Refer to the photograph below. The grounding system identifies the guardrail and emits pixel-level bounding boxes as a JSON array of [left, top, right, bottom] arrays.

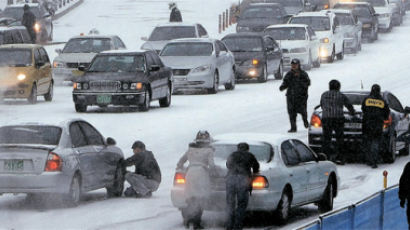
[[297, 185, 408, 230]]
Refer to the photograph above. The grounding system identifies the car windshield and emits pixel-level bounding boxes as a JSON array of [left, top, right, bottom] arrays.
[[344, 93, 368, 105], [63, 38, 112, 53], [161, 42, 213, 56], [3, 7, 41, 20], [363, 0, 386, 7], [334, 5, 372, 17], [88, 55, 145, 72], [265, 0, 302, 7], [265, 27, 306, 40], [0, 126, 62, 146], [0, 49, 32, 67], [213, 142, 272, 163], [241, 6, 282, 18], [290, 16, 331, 31], [336, 13, 355, 25], [222, 37, 263, 52], [149, 26, 196, 41]]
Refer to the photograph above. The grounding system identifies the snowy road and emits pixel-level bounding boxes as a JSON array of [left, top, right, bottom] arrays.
[[1, 0, 410, 229]]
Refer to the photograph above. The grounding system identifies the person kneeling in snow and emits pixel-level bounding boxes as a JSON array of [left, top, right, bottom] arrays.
[[123, 141, 161, 198]]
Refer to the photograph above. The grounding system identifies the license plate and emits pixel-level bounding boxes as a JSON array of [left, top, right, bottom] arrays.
[[4, 160, 24, 172], [345, 123, 362, 129], [97, 95, 112, 104]]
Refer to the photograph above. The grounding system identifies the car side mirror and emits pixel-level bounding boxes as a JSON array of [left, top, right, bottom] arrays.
[[149, 65, 160, 72], [36, 61, 44, 68], [55, 48, 62, 54], [141, 36, 148, 41], [317, 153, 327, 161], [106, 137, 116, 146], [78, 65, 86, 71]]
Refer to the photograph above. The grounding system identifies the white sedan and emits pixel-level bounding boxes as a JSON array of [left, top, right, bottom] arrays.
[[171, 133, 339, 223]]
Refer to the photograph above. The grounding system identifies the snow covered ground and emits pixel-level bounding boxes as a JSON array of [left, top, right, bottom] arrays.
[[1, 0, 410, 229]]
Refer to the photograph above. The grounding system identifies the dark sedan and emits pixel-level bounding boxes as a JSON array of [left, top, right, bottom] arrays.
[[222, 33, 283, 82], [308, 91, 410, 163], [72, 50, 173, 112]]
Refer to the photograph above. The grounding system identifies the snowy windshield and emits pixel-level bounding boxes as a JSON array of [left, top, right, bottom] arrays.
[[63, 38, 112, 53], [334, 5, 372, 17], [335, 14, 355, 25], [160, 42, 213, 56], [290, 16, 331, 31], [363, 0, 386, 7], [222, 37, 263, 52], [3, 7, 41, 20], [0, 49, 32, 67], [265, 27, 306, 40], [263, 0, 302, 7], [0, 126, 62, 146], [88, 55, 145, 72], [241, 6, 282, 18], [213, 143, 272, 162], [149, 26, 196, 41], [344, 93, 367, 105]]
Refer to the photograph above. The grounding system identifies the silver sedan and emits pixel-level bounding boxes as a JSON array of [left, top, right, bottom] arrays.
[[160, 38, 236, 94], [171, 133, 339, 223], [0, 119, 124, 206]]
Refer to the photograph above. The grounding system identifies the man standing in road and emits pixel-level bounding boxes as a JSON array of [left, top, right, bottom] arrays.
[[279, 59, 311, 133], [123, 141, 161, 198], [22, 4, 36, 43], [361, 84, 390, 168], [320, 80, 355, 164], [225, 142, 259, 230], [399, 162, 410, 229], [169, 2, 182, 22]]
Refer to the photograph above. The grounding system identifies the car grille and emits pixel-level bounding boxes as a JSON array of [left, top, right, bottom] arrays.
[[66, 62, 90, 68], [89, 81, 121, 91], [172, 69, 191, 76]]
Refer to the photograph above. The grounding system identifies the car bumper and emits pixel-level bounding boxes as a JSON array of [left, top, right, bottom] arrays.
[[73, 92, 146, 106], [377, 17, 391, 29], [0, 172, 71, 194], [0, 84, 32, 99], [343, 38, 358, 51], [235, 65, 263, 81], [173, 72, 214, 91], [319, 43, 333, 59]]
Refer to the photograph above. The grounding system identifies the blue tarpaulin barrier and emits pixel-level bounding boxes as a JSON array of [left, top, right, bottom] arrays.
[[321, 208, 354, 230], [383, 188, 408, 230], [354, 194, 383, 229]]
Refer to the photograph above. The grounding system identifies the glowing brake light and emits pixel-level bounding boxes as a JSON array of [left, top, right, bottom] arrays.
[[252, 176, 269, 189], [174, 172, 186, 185], [324, 4, 329, 9], [45, 152, 62, 172], [310, 114, 322, 128], [383, 115, 392, 129]]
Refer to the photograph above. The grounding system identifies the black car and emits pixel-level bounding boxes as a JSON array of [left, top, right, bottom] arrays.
[[250, 0, 306, 15], [306, 0, 330, 11], [72, 50, 173, 112], [308, 91, 410, 163], [222, 33, 283, 82], [236, 3, 289, 33], [334, 2, 379, 42]]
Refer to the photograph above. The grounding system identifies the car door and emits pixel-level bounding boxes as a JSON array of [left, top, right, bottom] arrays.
[[33, 48, 47, 93], [307, 26, 320, 61], [152, 52, 169, 97], [333, 16, 343, 53], [264, 36, 281, 74], [216, 40, 230, 83], [388, 93, 410, 149], [145, 52, 162, 99], [38, 47, 52, 91]]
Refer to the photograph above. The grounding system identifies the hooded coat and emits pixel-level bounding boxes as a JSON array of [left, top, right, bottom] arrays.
[[170, 7, 182, 22], [361, 90, 390, 137]]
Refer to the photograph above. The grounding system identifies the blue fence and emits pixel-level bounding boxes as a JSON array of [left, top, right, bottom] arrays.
[[298, 185, 408, 230]]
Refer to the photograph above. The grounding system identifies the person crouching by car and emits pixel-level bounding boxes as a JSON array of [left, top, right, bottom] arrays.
[[176, 131, 215, 230], [123, 141, 161, 198]]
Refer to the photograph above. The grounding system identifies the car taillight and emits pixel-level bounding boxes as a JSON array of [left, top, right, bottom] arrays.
[[45, 152, 62, 172], [383, 115, 392, 129], [310, 114, 322, 128], [174, 172, 186, 186], [252, 176, 269, 189]]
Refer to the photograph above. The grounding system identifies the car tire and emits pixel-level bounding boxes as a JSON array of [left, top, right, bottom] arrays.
[[336, 44, 344, 60], [159, 85, 171, 107], [318, 178, 335, 213], [208, 72, 219, 94], [44, 82, 53, 102], [139, 89, 151, 111], [399, 142, 409, 156], [64, 174, 81, 207], [387, 21, 393, 32], [358, 41, 362, 52], [374, 28, 378, 40], [258, 64, 268, 83], [75, 104, 87, 112], [27, 84, 37, 104], [327, 47, 335, 63], [276, 190, 291, 224], [313, 55, 320, 68], [274, 62, 283, 80], [106, 163, 124, 198], [384, 135, 397, 163], [225, 67, 236, 90]]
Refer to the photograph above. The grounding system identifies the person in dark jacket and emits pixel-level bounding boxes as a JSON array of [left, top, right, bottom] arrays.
[[169, 2, 182, 22], [22, 4, 36, 43], [279, 59, 311, 133], [361, 84, 390, 168], [399, 162, 410, 229], [123, 141, 161, 197], [320, 80, 355, 164], [225, 142, 259, 230]]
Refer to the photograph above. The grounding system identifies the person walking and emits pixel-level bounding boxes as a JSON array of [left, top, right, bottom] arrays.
[[22, 4, 36, 43], [225, 142, 259, 230], [169, 2, 182, 22], [399, 162, 410, 230], [279, 59, 311, 133], [123, 141, 161, 198], [176, 131, 215, 229], [361, 84, 390, 168], [320, 80, 355, 164]]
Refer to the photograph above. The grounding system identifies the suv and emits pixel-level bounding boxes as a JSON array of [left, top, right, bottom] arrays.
[[289, 11, 344, 63], [0, 44, 53, 104], [0, 26, 32, 45], [334, 2, 379, 42], [361, 0, 394, 32], [53, 35, 126, 84]]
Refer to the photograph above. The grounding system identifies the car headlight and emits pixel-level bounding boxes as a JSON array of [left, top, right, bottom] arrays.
[[191, 65, 211, 73], [33, 23, 41, 33], [290, 47, 307, 53], [17, 74, 26, 81], [237, 26, 250, 31], [131, 82, 143, 90], [53, 61, 65, 68], [362, 23, 372, 28], [320, 38, 330, 43], [73, 82, 81, 90]]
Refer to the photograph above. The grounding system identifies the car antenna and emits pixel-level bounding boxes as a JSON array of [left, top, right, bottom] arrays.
[[360, 80, 364, 90]]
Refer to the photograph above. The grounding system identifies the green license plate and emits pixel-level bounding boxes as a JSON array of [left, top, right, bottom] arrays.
[[4, 160, 24, 172], [97, 95, 112, 104]]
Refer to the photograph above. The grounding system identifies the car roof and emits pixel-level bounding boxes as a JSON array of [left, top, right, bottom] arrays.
[[248, 3, 281, 7], [322, 9, 352, 14], [5, 3, 39, 8], [335, 2, 371, 6], [155, 22, 198, 27], [0, 118, 85, 128], [222, 32, 265, 39], [266, 24, 307, 29], [100, 49, 146, 55], [69, 35, 117, 40], [294, 11, 332, 17], [170, 38, 216, 43], [0, 44, 42, 49], [214, 133, 292, 147]]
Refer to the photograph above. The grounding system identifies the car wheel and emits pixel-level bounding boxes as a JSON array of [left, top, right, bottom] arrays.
[[159, 85, 172, 107], [399, 142, 409, 156], [27, 84, 37, 104], [374, 28, 378, 40], [106, 163, 124, 198], [207, 72, 219, 94], [139, 88, 151, 111], [274, 62, 283, 80], [224, 67, 236, 90], [258, 64, 268, 83], [44, 82, 53, 102], [336, 44, 344, 60], [313, 55, 321, 68], [358, 41, 362, 51], [75, 104, 87, 112], [384, 135, 397, 163], [318, 178, 335, 213], [387, 21, 393, 32], [276, 191, 291, 224], [64, 175, 81, 207], [328, 47, 335, 63]]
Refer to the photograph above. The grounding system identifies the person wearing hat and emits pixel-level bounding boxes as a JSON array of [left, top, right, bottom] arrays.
[[176, 130, 215, 229], [361, 84, 390, 168], [123, 141, 161, 197], [22, 4, 36, 43], [279, 58, 311, 133], [169, 2, 182, 22], [225, 142, 259, 230]]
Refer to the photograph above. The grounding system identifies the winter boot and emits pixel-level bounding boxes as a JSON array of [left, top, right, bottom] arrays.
[[124, 187, 137, 197]]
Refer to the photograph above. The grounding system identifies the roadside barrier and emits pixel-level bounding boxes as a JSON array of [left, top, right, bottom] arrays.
[[218, 4, 238, 33], [297, 185, 408, 230]]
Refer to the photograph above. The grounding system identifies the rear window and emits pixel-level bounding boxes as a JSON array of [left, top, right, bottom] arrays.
[[290, 16, 330, 31], [222, 37, 263, 52], [0, 126, 62, 146], [149, 26, 196, 41], [344, 93, 368, 105], [160, 42, 213, 56], [213, 142, 273, 162], [0, 49, 32, 67]]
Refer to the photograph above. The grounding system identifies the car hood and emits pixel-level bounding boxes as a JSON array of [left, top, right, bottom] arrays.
[[238, 18, 282, 28], [277, 40, 308, 50], [231, 52, 265, 63], [141, 41, 169, 52], [0, 66, 35, 86], [54, 53, 97, 63], [160, 56, 213, 69], [374, 6, 392, 14], [80, 72, 146, 82]]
